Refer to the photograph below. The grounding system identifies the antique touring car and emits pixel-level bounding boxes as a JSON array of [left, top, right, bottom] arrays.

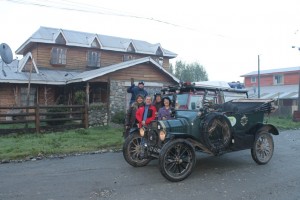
[[123, 83, 278, 182], [161, 81, 248, 110]]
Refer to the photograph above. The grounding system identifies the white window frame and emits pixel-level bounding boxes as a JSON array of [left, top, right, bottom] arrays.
[[251, 76, 256, 83], [20, 87, 37, 106], [273, 74, 284, 85], [87, 51, 101, 67], [51, 47, 67, 65]]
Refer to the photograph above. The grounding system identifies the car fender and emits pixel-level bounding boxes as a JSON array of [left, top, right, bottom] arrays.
[[129, 127, 139, 135], [166, 132, 198, 141], [256, 123, 279, 135]]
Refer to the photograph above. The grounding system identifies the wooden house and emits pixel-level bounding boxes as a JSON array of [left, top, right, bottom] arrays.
[[0, 26, 179, 119], [241, 66, 300, 116]]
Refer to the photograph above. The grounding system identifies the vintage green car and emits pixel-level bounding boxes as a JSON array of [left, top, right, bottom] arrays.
[[123, 98, 279, 182]]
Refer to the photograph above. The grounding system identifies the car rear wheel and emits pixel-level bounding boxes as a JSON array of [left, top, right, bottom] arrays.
[[251, 131, 274, 165], [123, 133, 151, 167], [159, 139, 196, 182]]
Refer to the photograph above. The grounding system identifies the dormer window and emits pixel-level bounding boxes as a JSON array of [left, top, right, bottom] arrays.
[[91, 38, 100, 48], [55, 33, 66, 44], [87, 51, 101, 67], [156, 47, 163, 56], [51, 47, 67, 65], [127, 43, 135, 52]]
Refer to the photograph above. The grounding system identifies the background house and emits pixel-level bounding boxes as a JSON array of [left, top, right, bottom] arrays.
[[241, 66, 300, 116], [0, 26, 179, 121]]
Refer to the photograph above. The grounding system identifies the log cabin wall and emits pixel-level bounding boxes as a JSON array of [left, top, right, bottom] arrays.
[[37, 85, 60, 105], [29, 43, 172, 72], [0, 84, 16, 107], [89, 63, 175, 84]]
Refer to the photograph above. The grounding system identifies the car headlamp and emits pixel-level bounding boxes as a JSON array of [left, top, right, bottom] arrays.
[[159, 129, 166, 141], [139, 127, 145, 137]]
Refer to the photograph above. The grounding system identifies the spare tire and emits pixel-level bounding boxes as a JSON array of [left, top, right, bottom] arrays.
[[201, 113, 232, 153]]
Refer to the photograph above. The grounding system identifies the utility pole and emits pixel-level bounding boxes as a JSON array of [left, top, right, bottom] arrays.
[[291, 46, 300, 121], [298, 70, 300, 111], [258, 55, 261, 98]]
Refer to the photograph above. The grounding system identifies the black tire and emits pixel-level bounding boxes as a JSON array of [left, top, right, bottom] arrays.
[[122, 132, 151, 167], [159, 139, 196, 182], [202, 113, 232, 153], [251, 131, 274, 165]]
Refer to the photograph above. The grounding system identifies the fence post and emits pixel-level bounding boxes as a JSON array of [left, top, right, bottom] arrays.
[[83, 104, 88, 128], [35, 104, 40, 133]]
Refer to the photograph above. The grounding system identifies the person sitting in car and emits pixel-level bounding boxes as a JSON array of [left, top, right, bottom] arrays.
[[136, 95, 157, 127], [158, 97, 174, 120]]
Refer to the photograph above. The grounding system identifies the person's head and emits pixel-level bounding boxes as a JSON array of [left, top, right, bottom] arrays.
[[163, 97, 171, 107], [138, 81, 144, 89], [155, 93, 162, 103], [136, 94, 144, 104], [145, 95, 152, 105]]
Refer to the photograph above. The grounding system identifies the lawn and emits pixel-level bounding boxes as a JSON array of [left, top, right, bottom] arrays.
[[0, 126, 124, 161], [0, 116, 299, 161]]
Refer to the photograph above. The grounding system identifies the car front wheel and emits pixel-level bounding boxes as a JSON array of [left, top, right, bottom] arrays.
[[159, 139, 196, 182], [251, 131, 274, 165], [123, 133, 152, 167]]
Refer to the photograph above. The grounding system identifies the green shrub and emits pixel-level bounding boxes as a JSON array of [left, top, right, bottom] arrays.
[[74, 90, 86, 105], [89, 103, 106, 111], [111, 111, 126, 124]]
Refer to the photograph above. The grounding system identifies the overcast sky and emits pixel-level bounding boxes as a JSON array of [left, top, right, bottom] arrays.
[[1, 0, 300, 82]]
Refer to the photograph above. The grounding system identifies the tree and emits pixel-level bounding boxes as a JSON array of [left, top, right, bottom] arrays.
[[174, 60, 208, 82]]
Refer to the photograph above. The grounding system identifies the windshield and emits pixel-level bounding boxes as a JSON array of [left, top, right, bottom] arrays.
[[223, 91, 247, 102], [188, 95, 203, 110], [175, 94, 189, 109]]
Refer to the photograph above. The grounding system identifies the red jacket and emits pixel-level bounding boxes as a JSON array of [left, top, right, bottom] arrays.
[[136, 104, 157, 128]]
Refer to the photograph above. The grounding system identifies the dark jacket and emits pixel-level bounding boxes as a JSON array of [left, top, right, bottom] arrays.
[[127, 84, 148, 105], [125, 102, 144, 128], [153, 101, 163, 112]]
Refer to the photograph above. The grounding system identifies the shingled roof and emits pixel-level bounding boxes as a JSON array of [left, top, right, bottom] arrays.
[[0, 56, 179, 85], [15, 26, 177, 58]]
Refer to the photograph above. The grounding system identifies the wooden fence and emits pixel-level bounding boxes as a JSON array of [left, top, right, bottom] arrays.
[[0, 104, 88, 135]]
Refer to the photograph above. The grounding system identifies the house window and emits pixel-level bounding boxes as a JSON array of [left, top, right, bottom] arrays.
[[123, 55, 134, 61], [274, 74, 284, 85], [51, 47, 67, 65], [87, 51, 100, 67], [20, 87, 37, 106], [155, 57, 164, 66], [251, 76, 256, 83]]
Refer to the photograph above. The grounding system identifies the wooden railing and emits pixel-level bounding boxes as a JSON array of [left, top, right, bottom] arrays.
[[0, 104, 88, 135]]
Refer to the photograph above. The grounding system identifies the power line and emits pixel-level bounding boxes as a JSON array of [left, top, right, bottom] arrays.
[[5, 0, 225, 37]]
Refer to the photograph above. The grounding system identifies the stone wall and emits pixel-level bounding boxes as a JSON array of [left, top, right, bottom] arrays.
[[109, 80, 127, 116], [107, 80, 173, 124], [88, 103, 108, 127]]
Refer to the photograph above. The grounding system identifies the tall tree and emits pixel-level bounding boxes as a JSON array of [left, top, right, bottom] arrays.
[[174, 60, 208, 82]]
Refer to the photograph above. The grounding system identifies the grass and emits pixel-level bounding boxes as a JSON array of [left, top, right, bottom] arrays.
[[267, 115, 300, 130], [0, 116, 299, 161], [0, 126, 124, 161]]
